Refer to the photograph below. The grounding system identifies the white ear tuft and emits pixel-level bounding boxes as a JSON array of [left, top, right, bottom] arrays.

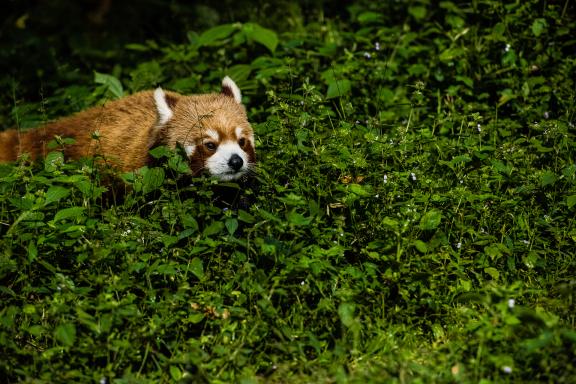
[[154, 87, 173, 125], [222, 76, 242, 104]]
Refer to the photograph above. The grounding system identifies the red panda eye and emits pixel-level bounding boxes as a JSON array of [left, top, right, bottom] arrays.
[[205, 142, 217, 151], [238, 138, 246, 147]]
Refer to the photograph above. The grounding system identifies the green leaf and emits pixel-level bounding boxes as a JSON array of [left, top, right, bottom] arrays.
[[381, 217, 399, 231], [53, 207, 85, 223], [197, 24, 237, 46], [439, 47, 465, 62], [484, 267, 500, 280], [189, 257, 204, 280], [27, 242, 38, 261], [181, 214, 199, 231], [225, 218, 239, 235], [44, 151, 64, 173], [44, 186, 70, 206], [170, 366, 182, 381], [484, 244, 503, 260], [327, 79, 351, 99], [349, 183, 371, 197], [178, 228, 195, 240], [540, 171, 557, 187], [227, 64, 253, 82], [125, 43, 151, 51], [61, 225, 85, 234], [54, 323, 76, 347], [287, 210, 311, 226], [357, 11, 382, 24], [408, 6, 427, 20], [94, 72, 124, 99], [168, 155, 190, 174], [419, 210, 442, 230], [155, 263, 177, 275], [203, 221, 224, 237], [129, 61, 164, 90], [338, 303, 356, 328], [414, 240, 428, 253], [567, 195, 576, 209], [243, 23, 278, 53], [142, 167, 165, 194], [238, 209, 255, 223], [148, 146, 172, 159], [531, 18, 547, 37]]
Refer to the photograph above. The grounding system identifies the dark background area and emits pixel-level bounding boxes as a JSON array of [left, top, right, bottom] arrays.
[[0, 0, 352, 99]]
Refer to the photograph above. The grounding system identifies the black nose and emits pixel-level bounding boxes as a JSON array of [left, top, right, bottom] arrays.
[[228, 154, 244, 171]]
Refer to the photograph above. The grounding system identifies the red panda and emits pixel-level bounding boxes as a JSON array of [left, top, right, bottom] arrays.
[[0, 77, 256, 181]]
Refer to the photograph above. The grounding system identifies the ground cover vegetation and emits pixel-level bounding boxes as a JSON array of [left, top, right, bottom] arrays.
[[0, 0, 575, 382]]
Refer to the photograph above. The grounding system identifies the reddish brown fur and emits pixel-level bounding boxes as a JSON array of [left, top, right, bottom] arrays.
[[160, 93, 256, 174], [0, 88, 255, 175]]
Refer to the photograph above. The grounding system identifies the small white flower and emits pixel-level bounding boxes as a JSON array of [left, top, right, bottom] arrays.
[[356, 120, 360, 124], [543, 111, 550, 119], [383, 174, 388, 183], [410, 172, 416, 181], [300, 100, 304, 106], [508, 299, 515, 309], [375, 42, 381, 51], [456, 242, 462, 249], [300, 281, 305, 286], [502, 366, 512, 374], [375, 194, 379, 198], [477, 123, 482, 132], [460, 179, 463, 184], [521, 240, 530, 245], [505, 43, 511, 52], [100, 378, 107, 384], [363, 52, 372, 59]]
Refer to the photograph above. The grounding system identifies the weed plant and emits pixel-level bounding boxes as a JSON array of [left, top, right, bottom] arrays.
[[1, 1, 575, 383]]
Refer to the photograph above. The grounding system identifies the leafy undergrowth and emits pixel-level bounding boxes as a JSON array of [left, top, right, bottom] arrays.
[[1, 1, 575, 383]]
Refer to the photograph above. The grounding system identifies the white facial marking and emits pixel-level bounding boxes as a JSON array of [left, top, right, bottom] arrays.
[[206, 141, 248, 181], [153, 87, 173, 125], [222, 76, 242, 104], [184, 145, 196, 156], [236, 126, 254, 146], [204, 128, 220, 142]]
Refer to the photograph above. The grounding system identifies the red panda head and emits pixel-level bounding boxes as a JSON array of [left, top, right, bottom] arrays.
[[152, 77, 256, 181]]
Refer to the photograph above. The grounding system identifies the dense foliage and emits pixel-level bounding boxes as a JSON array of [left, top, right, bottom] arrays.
[[1, 1, 575, 382]]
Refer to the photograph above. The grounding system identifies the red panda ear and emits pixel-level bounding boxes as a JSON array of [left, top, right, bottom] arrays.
[[221, 76, 242, 104], [154, 87, 177, 125]]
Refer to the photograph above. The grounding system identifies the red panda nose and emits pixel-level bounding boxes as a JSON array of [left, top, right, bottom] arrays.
[[228, 154, 244, 171]]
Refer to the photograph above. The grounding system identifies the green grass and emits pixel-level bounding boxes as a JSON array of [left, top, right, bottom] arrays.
[[1, 1, 575, 383]]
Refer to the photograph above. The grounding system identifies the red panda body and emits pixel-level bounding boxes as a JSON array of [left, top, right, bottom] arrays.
[[0, 77, 255, 181]]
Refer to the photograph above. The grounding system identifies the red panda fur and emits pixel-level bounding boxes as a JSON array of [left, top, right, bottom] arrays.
[[0, 77, 256, 180]]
